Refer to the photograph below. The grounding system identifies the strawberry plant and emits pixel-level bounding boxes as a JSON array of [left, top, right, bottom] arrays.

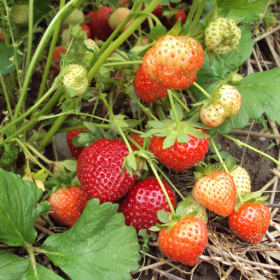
[[0, 0, 280, 279]]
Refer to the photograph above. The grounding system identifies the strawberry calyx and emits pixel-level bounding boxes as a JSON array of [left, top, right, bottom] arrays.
[[141, 106, 209, 149], [235, 191, 269, 212], [149, 205, 198, 233], [193, 163, 220, 181]]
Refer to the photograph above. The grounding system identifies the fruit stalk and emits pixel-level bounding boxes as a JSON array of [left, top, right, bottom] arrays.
[[224, 135, 280, 167], [171, 91, 190, 112], [192, 82, 211, 99], [102, 60, 142, 67], [167, 89, 180, 130], [210, 137, 229, 173]]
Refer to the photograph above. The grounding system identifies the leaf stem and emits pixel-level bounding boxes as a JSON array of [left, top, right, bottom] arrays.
[[24, 142, 53, 165], [192, 82, 211, 99], [223, 135, 280, 167], [24, 245, 37, 276], [210, 137, 229, 173], [167, 89, 180, 130]]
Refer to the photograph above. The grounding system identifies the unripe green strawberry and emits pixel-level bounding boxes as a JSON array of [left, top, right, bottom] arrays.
[[10, 4, 29, 27], [109, 8, 133, 32], [84, 39, 99, 53], [205, 18, 241, 54], [62, 28, 70, 47], [199, 85, 241, 127], [62, 64, 88, 96], [230, 166, 251, 196], [178, 199, 208, 225], [63, 9, 84, 26]]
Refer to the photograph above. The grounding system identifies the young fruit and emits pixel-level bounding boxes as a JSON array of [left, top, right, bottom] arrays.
[[76, 138, 138, 204], [205, 18, 241, 54], [118, 177, 177, 232], [149, 130, 209, 172], [84, 39, 99, 52], [62, 64, 88, 95], [142, 35, 204, 90], [158, 216, 207, 265], [109, 8, 133, 32], [66, 128, 88, 160], [193, 171, 236, 217], [130, 132, 145, 148], [48, 186, 89, 227], [63, 9, 84, 26], [230, 166, 251, 196], [135, 65, 168, 103], [228, 202, 270, 244], [86, 7, 113, 41], [52, 46, 66, 73], [178, 196, 208, 224], [11, 4, 29, 27], [199, 85, 242, 127]]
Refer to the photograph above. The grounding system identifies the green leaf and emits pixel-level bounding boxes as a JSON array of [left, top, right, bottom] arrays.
[[170, 103, 183, 122], [0, 168, 42, 246], [41, 199, 140, 280], [105, 129, 116, 140], [130, 45, 149, 54], [0, 43, 22, 76], [148, 120, 169, 129], [167, 18, 181, 36], [36, 201, 50, 219], [84, 122, 97, 133], [178, 20, 191, 36], [150, 24, 167, 41], [157, 210, 169, 224], [65, 88, 78, 98], [217, 0, 267, 23], [162, 132, 178, 149], [60, 159, 77, 172]]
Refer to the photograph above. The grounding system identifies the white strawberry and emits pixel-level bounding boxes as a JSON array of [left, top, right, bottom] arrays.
[[205, 18, 241, 54], [109, 8, 133, 32], [178, 197, 208, 225], [230, 166, 251, 196], [199, 85, 241, 127], [11, 4, 29, 27], [63, 9, 84, 26], [62, 64, 88, 96], [84, 39, 99, 53]]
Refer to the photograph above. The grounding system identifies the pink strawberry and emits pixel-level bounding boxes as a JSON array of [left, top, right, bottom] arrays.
[[76, 138, 137, 203], [48, 185, 89, 227], [118, 177, 177, 232]]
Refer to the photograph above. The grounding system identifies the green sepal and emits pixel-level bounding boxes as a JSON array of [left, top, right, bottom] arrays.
[[148, 226, 161, 232], [184, 206, 198, 218], [235, 191, 269, 212], [167, 18, 181, 36], [179, 20, 191, 36], [150, 24, 167, 41], [175, 205, 185, 217], [157, 210, 170, 224], [170, 103, 183, 122], [162, 131, 178, 149], [207, 49, 216, 67]]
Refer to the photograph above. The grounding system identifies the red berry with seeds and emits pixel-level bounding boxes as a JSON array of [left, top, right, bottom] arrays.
[[66, 128, 88, 160], [131, 132, 145, 148], [228, 202, 270, 244], [142, 35, 204, 89], [77, 138, 137, 204], [48, 186, 89, 227], [118, 177, 177, 233], [135, 65, 168, 103]]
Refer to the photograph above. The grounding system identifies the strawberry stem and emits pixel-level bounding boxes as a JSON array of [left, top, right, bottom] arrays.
[[236, 189, 243, 204], [192, 82, 211, 99], [167, 89, 180, 130], [210, 137, 229, 173], [24, 142, 53, 165], [223, 135, 280, 167], [131, 11, 162, 26], [171, 91, 190, 112], [102, 61, 142, 67]]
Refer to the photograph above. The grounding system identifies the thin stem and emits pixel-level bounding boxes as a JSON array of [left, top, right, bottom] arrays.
[[167, 89, 180, 130], [192, 82, 211, 99], [0, 83, 57, 134], [31, 0, 66, 118], [236, 189, 243, 204], [0, 75, 13, 119], [109, 93, 113, 122], [10, 139, 57, 180], [24, 142, 53, 165], [25, 0, 34, 70], [156, 104, 165, 120], [24, 245, 37, 273], [102, 61, 142, 67], [210, 137, 229, 173], [132, 11, 162, 25], [90, 95, 100, 122], [171, 91, 190, 112], [189, 0, 207, 35], [223, 135, 280, 167], [126, 91, 158, 121], [57, 123, 111, 133], [37, 101, 76, 152], [149, 163, 175, 214], [186, 0, 200, 23]]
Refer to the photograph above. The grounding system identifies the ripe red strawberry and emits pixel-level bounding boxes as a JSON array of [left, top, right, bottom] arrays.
[[130, 132, 145, 148], [51, 46, 66, 73], [193, 171, 236, 217], [168, 9, 186, 26], [199, 85, 242, 127], [82, 24, 91, 38], [48, 186, 89, 227], [109, 8, 133, 32], [228, 202, 270, 244], [142, 35, 204, 89], [152, 5, 164, 18], [149, 130, 209, 172], [66, 128, 88, 160], [86, 7, 113, 41], [77, 138, 137, 203], [158, 216, 207, 265], [118, 177, 177, 232], [135, 65, 168, 103]]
